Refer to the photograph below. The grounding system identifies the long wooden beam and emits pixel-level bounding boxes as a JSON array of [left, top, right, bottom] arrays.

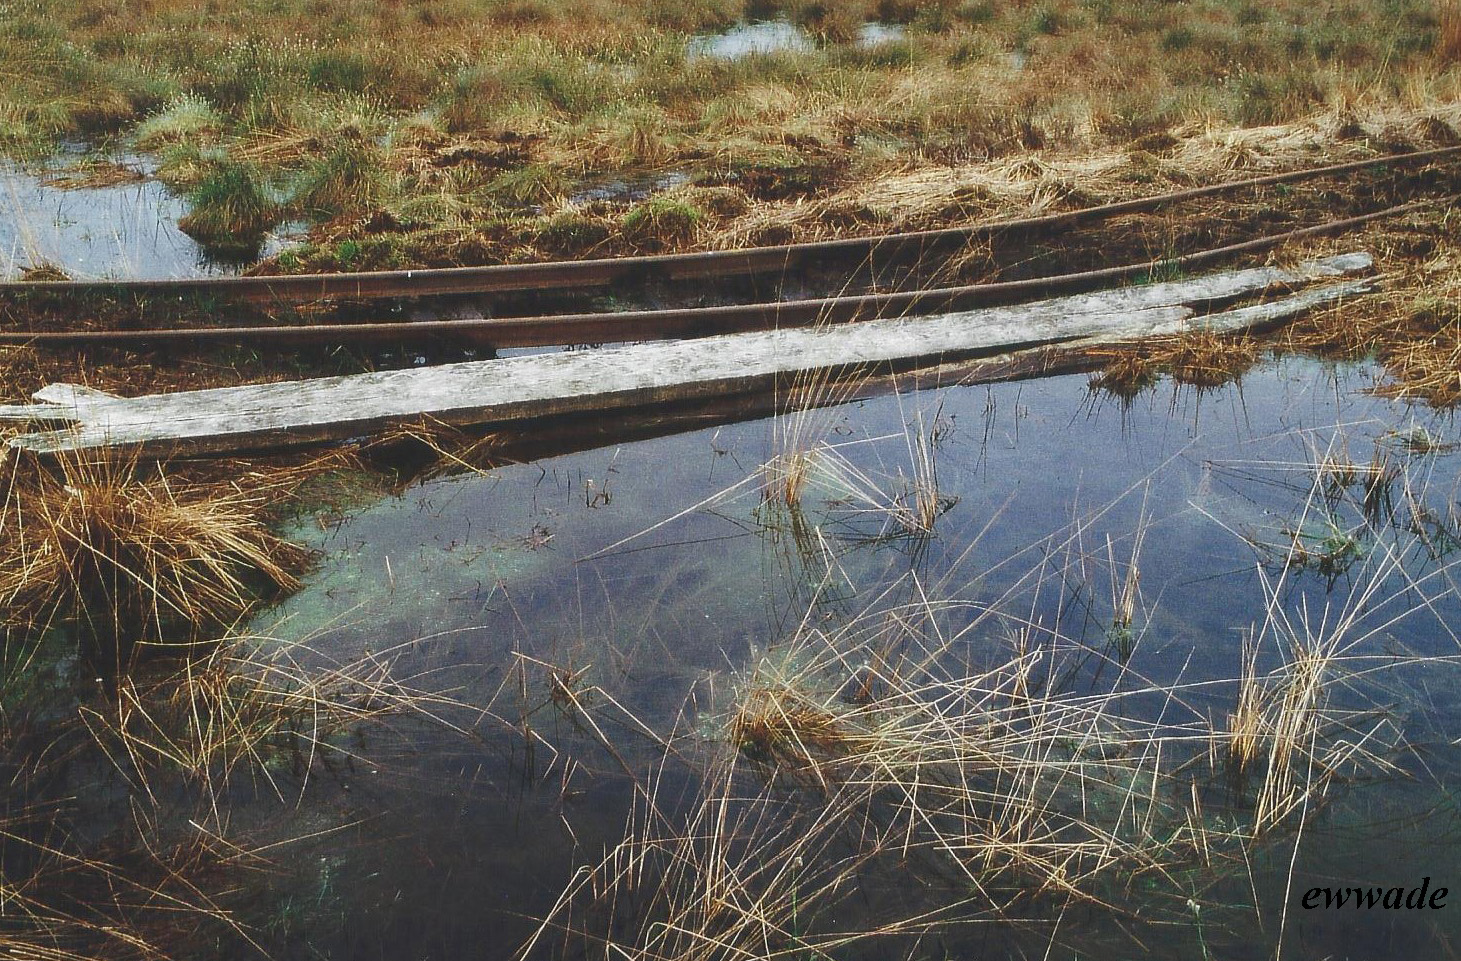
[[0, 253, 1374, 458]]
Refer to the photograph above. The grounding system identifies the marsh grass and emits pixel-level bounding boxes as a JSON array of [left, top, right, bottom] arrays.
[[11, 0, 1459, 277], [81, 630, 482, 813], [291, 134, 394, 219], [1089, 326, 1264, 400], [753, 339, 956, 549], [531, 400, 1459, 961], [134, 94, 224, 151], [177, 157, 280, 254], [621, 194, 704, 250], [488, 163, 569, 207], [525, 555, 1420, 959], [1439, 0, 1461, 64], [0, 451, 311, 659], [2, 622, 492, 961]]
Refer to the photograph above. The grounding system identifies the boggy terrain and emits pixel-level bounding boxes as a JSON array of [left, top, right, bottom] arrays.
[[6, 3, 1461, 961]]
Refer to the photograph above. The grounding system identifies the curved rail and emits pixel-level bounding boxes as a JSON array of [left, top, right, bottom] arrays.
[[0, 198, 1433, 349], [3, 144, 1458, 305]]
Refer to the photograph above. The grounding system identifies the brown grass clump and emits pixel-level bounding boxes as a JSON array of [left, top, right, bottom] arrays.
[[1282, 237, 1461, 406], [1370, 324, 1461, 406], [0, 452, 310, 654], [1162, 329, 1262, 388], [729, 685, 852, 776], [1087, 350, 1160, 399], [1089, 328, 1262, 398], [40, 159, 146, 190], [1226, 633, 1267, 780], [18, 263, 71, 282]]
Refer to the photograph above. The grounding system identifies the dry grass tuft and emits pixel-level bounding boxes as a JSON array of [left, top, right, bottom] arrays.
[[1280, 235, 1461, 406], [1088, 328, 1262, 398], [1159, 329, 1263, 388], [18, 262, 71, 282], [0, 452, 311, 654], [1438, 0, 1461, 64]]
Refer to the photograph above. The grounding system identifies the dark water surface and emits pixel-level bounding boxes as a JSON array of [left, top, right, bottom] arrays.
[[212, 355, 1461, 959], [14, 355, 1461, 959]]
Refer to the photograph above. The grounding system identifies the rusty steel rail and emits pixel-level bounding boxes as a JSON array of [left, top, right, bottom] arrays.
[[0, 197, 1436, 350], [3, 144, 1459, 306]]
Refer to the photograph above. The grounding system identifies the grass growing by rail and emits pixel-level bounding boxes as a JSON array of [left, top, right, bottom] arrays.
[[1276, 229, 1461, 405]]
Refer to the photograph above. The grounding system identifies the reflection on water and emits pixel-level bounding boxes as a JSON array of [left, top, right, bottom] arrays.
[[687, 19, 908, 59], [687, 19, 813, 59], [0, 154, 302, 280], [18, 356, 1461, 958], [856, 21, 907, 46], [227, 356, 1461, 957], [568, 169, 692, 206]]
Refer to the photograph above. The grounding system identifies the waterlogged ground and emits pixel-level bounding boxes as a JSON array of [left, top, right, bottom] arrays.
[[190, 355, 1461, 960], [0, 152, 301, 279], [686, 19, 907, 60], [13, 355, 1461, 958]]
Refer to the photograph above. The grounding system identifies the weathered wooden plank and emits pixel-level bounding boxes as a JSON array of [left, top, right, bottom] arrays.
[[4, 254, 1374, 458]]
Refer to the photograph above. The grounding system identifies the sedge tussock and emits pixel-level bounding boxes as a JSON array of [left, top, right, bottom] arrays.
[[1088, 328, 1262, 399], [0, 452, 311, 653], [725, 614, 1190, 906]]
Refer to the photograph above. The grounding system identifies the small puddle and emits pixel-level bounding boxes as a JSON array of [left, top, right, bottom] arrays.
[[568, 169, 692, 206], [856, 22, 908, 47], [688, 19, 813, 59], [688, 19, 907, 59], [0, 152, 304, 280]]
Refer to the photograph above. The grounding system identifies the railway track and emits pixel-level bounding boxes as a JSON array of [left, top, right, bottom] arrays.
[[3, 254, 1375, 457], [1, 144, 1455, 302], [0, 196, 1441, 349], [0, 145, 1454, 353]]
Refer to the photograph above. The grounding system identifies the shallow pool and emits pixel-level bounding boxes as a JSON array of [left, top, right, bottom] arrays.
[[219, 354, 1461, 959]]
